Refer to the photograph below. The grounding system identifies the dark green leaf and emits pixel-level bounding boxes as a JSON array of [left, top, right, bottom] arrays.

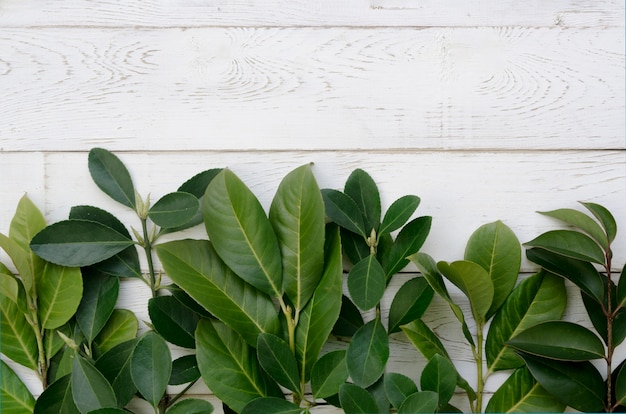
[[583, 280, 626, 347], [379, 195, 420, 236], [367, 376, 390, 414], [582, 201, 617, 244], [311, 350, 348, 399], [94, 309, 138, 354], [257, 333, 301, 394], [195, 319, 282, 413], [167, 168, 222, 232], [340, 227, 369, 266], [130, 332, 171, 408], [48, 345, 75, 384], [384, 216, 431, 278], [344, 169, 381, 234], [525, 230, 606, 264], [166, 284, 213, 318], [86, 409, 133, 414], [538, 208, 609, 252], [167, 398, 214, 414], [69, 205, 128, 236], [388, 277, 434, 333], [332, 295, 364, 337], [616, 362, 626, 407], [438, 260, 493, 324], [339, 383, 379, 414], [398, 391, 438, 414], [347, 255, 386, 311], [0, 296, 38, 370], [617, 264, 626, 308], [321, 188, 366, 237], [169, 355, 200, 386], [384, 373, 418, 409], [241, 398, 298, 414], [346, 317, 389, 388], [88, 148, 136, 209], [1, 359, 35, 413], [149, 295, 200, 348], [148, 192, 199, 229], [72, 354, 118, 412], [76, 271, 119, 344], [203, 169, 282, 297], [95, 339, 138, 407], [34, 374, 79, 414], [402, 318, 450, 360], [421, 354, 456, 408]]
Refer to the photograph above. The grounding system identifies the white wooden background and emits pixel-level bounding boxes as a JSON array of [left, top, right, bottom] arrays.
[[1, 1, 625, 412]]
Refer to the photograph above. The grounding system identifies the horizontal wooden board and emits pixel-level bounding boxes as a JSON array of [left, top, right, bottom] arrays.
[[1, 27, 623, 151], [1, 0, 623, 28]]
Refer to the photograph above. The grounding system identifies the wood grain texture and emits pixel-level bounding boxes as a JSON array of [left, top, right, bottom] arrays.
[[0, 0, 623, 28], [1, 27, 623, 151]]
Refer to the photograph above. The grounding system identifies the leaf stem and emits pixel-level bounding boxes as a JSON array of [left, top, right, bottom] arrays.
[[141, 218, 158, 298], [475, 323, 485, 413], [606, 251, 614, 412]]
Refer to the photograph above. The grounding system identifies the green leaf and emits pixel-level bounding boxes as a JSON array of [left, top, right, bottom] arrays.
[[402, 318, 450, 360], [257, 333, 301, 394], [48, 346, 75, 384], [311, 350, 348, 399], [485, 366, 565, 413], [341, 227, 369, 266], [321, 189, 366, 237], [0, 360, 35, 413], [465, 220, 521, 318], [72, 354, 118, 412], [384, 373, 418, 409], [148, 295, 200, 349], [384, 216, 431, 278], [539, 208, 610, 251], [88, 148, 136, 209], [525, 230, 606, 264], [347, 255, 386, 311], [617, 264, 626, 308], [508, 321, 605, 361], [169, 355, 200, 385], [195, 319, 282, 413], [487, 270, 567, 371], [332, 295, 364, 337], [38, 262, 83, 330], [148, 192, 199, 229], [526, 247, 604, 304], [344, 169, 381, 234], [367, 376, 390, 414], [76, 270, 118, 344], [346, 317, 389, 388], [583, 280, 626, 347], [421, 354, 457, 408], [34, 374, 79, 414], [398, 391, 439, 414], [167, 399, 214, 414], [94, 309, 138, 354], [156, 239, 280, 346], [379, 195, 420, 235], [95, 339, 139, 407], [518, 352, 605, 412], [294, 224, 343, 382], [0, 272, 27, 313], [166, 284, 213, 318], [616, 363, 626, 407], [339, 383, 379, 414], [582, 201, 617, 244], [438, 260, 493, 324], [30, 220, 134, 267], [388, 277, 434, 333], [0, 296, 38, 370], [241, 398, 298, 414], [130, 331, 172, 408], [269, 164, 325, 311], [86, 409, 132, 414], [203, 169, 282, 297]]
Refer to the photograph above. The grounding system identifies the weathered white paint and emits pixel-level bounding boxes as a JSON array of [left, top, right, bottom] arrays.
[[1, 1, 624, 412]]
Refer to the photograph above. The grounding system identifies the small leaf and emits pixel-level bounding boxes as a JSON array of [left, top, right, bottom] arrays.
[[72, 354, 118, 412], [421, 354, 457, 408], [169, 355, 200, 386], [148, 192, 199, 229], [34, 374, 79, 414], [346, 317, 389, 388], [384, 373, 418, 409], [94, 309, 139, 354], [95, 339, 139, 407], [525, 230, 606, 264], [167, 399, 214, 414], [148, 295, 200, 348], [332, 295, 364, 337], [582, 201, 617, 244], [379, 195, 420, 235], [166, 168, 222, 232], [347, 255, 386, 311], [88, 148, 136, 209], [388, 277, 434, 333], [384, 216, 431, 278], [617, 264, 626, 308], [241, 397, 298, 414], [311, 350, 348, 399], [257, 333, 301, 394], [76, 270, 119, 344], [344, 169, 381, 234], [0, 296, 38, 370], [398, 391, 439, 414], [321, 188, 366, 237], [130, 332, 172, 408], [539, 208, 609, 251], [402, 318, 450, 360], [438, 260, 493, 324], [0, 359, 35, 413], [339, 383, 379, 414]]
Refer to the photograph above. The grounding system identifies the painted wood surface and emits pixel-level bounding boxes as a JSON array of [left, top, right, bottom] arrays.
[[0, 0, 624, 412]]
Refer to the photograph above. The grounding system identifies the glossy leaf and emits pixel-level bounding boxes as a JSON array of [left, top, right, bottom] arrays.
[[347, 255, 385, 311], [339, 383, 379, 414], [72, 354, 118, 412], [156, 239, 280, 346], [166, 284, 213, 318], [95, 339, 138, 407], [526, 247, 604, 304], [321, 188, 366, 237], [485, 366, 565, 413], [167, 399, 215, 414], [616, 363, 626, 407], [311, 350, 348, 399], [398, 391, 438, 414], [438, 260, 493, 324], [583, 280, 626, 347], [31, 220, 134, 267], [341, 227, 369, 266], [384, 216, 431, 278], [148, 192, 199, 229], [178, 168, 223, 198], [1, 359, 35, 413], [344, 168, 381, 234], [487, 271, 567, 371], [241, 398, 299, 414], [88, 148, 136, 209], [170, 355, 200, 386], [332, 294, 364, 337], [538, 208, 609, 251], [34, 374, 79, 414], [269, 164, 325, 311], [388, 277, 434, 333], [465, 220, 521, 318], [525, 230, 606, 264], [421, 354, 457, 408], [195, 319, 282, 413], [384, 373, 418, 409], [130, 332, 172, 408], [379, 195, 420, 235], [94, 309, 138, 354], [0, 296, 38, 370], [149, 295, 200, 348], [203, 169, 282, 297], [76, 271, 118, 344], [402, 318, 449, 360], [257, 333, 301, 394], [347, 317, 389, 388], [294, 224, 343, 382], [582, 201, 617, 244]]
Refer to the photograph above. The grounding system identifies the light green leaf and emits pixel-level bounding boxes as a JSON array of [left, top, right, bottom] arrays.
[[0, 359, 35, 413], [421, 354, 457, 408], [388, 277, 434, 333], [384, 216, 431, 278], [582, 201, 617, 244], [438, 260, 493, 324], [148, 192, 199, 229], [269, 164, 325, 311], [379, 195, 420, 236], [539, 208, 609, 252], [167, 399, 214, 414], [257, 333, 301, 394], [34, 374, 79, 414], [203, 169, 282, 297], [72, 354, 118, 412], [398, 391, 439, 414], [311, 350, 348, 399], [525, 230, 606, 264], [76, 271, 118, 344], [344, 169, 381, 235], [88, 148, 136, 209], [37, 263, 83, 330], [195, 319, 282, 413], [241, 397, 298, 414], [339, 383, 379, 414], [130, 332, 172, 408], [95, 339, 139, 407], [148, 296, 200, 349], [156, 239, 280, 346], [384, 373, 418, 409], [346, 317, 389, 388], [321, 188, 367, 237], [0, 296, 38, 370], [94, 309, 138, 354], [0, 272, 26, 313], [347, 255, 386, 311]]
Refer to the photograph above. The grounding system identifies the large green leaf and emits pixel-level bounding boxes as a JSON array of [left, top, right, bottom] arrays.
[[257, 333, 301, 394], [0, 296, 38, 370], [169, 355, 200, 386], [0, 359, 35, 413], [421, 354, 457, 409], [269, 164, 325, 311], [148, 192, 199, 229], [347, 255, 385, 311], [582, 201, 616, 244], [203, 169, 282, 297], [383, 216, 431, 278], [34, 374, 79, 414], [339, 383, 379, 414], [156, 239, 280, 346], [30, 220, 134, 267], [167, 398, 214, 414], [388, 277, 434, 333], [485, 366, 565, 413], [344, 169, 381, 235], [88, 148, 136, 209], [346, 317, 389, 388], [130, 331, 172, 408], [538, 208, 609, 251], [148, 295, 200, 349], [195, 319, 282, 413], [94, 309, 138, 354], [508, 321, 605, 361], [72, 354, 118, 412], [465, 221, 521, 318], [487, 271, 567, 371], [438, 260, 493, 324], [241, 398, 299, 414], [321, 188, 366, 237], [294, 224, 343, 382], [525, 230, 606, 265], [398, 391, 439, 414], [384, 373, 418, 409], [518, 352, 605, 412], [37, 262, 83, 330], [311, 350, 348, 399], [95, 339, 139, 407], [76, 270, 118, 344], [379, 195, 420, 236]]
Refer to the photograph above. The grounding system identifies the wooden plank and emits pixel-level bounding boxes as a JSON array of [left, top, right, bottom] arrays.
[[1, 0, 623, 28], [1, 27, 623, 151]]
